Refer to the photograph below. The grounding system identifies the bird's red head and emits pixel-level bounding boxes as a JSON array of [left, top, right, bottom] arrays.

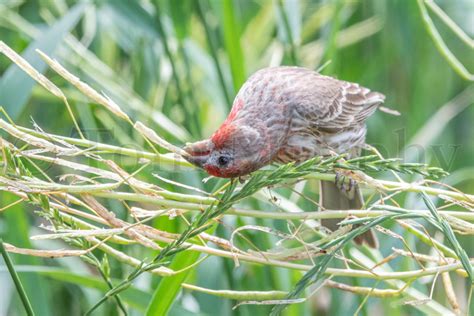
[[183, 122, 266, 178]]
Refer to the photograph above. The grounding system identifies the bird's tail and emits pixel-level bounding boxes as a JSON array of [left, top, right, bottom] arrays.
[[319, 180, 378, 248]]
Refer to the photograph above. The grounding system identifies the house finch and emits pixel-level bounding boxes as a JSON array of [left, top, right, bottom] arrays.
[[184, 66, 383, 247]]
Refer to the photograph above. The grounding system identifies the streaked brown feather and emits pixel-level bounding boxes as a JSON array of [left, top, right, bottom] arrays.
[[185, 66, 384, 247], [243, 66, 383, 248], [233, 66, 384, 160]]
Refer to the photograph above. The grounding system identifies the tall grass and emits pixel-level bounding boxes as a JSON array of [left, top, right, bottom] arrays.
[[0, 1, 473, 315]]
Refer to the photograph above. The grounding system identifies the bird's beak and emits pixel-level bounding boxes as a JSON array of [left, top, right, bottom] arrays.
[[185, 154, 209, 168], [183, 139, 213, 168]]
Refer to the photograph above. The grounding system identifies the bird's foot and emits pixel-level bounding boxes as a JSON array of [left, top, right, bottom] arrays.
[[335, 171, 356, 200], [238, 175, 250, 184]]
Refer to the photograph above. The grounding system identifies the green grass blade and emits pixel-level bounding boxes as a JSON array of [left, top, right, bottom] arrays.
[[1, 193, 52, 316], [417, 0, 474, 81], [422, 192, 473, 282], [0, 2, 86, 120], [221, 0, 246, 92], [152, 0, 201, 137], [425, 0, 474, 49], [104, 0, 159, 40], [0, 239, 35, 316], [320, 0, 344, 74], [276, 0, 299, 64], [146, 249, 201, 315], [271, 213, 398, 315], [0, 265, 152, 312], [196, 0, 232, 107]]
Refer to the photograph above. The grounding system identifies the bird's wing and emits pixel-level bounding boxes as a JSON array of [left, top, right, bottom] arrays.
[[321, 80, 385, 128], [290, 71, 385, 130], [317, 78, 385, 129], [235, 66, 385, 130]]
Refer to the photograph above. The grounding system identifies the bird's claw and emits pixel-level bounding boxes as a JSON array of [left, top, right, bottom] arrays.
[[335, 172, 356, 199], [238, 175, 250, 184]]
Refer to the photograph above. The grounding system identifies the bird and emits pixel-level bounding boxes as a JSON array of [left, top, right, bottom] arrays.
[[183, 66, 384, 247]]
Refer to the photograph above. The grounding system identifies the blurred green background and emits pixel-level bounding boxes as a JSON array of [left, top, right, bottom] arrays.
[[0, 0, 473, 315]]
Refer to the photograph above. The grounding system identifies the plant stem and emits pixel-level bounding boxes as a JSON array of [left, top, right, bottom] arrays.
[[304, 173, 474, 202], [277, 0, 298, 65], [196, 0, 233, 107], [0, 239, 35, 316], [152, 0, 201, 136], [182, 283, 288, 300], [16, 125, 191, 167], [425, 0, 474, 49], [226, 209, 474, 221], [320, 0, 344, 74], [14, 124, 473, 204], [417, 0, 473, 81]]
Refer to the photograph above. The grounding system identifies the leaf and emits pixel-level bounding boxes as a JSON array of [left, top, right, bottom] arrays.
[[0, 2, 86, 120], [1, 192, 52, 316], [283, 0, 301, 44], [0, 239, 35, 316], [1, 265, 151, 312], [422, 192, 473, 283], [417, 0, 473, 81], [0, 6, 85, 315], [99, 0, 158, 51], [146, 250, 202, 316], [169, 0, 194, 40], [221, 0, 246, 93]]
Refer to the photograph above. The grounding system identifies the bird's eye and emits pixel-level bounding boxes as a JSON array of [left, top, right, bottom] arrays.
[[217, 155, 230, 167]]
